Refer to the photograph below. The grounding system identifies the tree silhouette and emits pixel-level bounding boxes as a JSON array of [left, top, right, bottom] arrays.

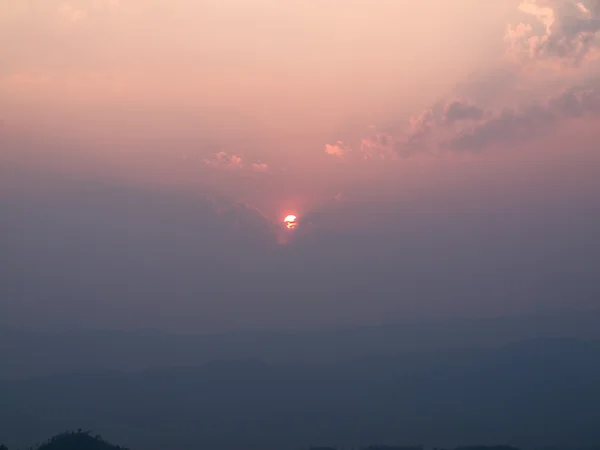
[[9, 431, 600, 450], [34, 431, 129, 450]]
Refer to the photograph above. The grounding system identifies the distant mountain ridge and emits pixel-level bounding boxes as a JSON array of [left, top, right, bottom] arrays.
[[2, 312, 600, 380], [2, 338, 600, 450]]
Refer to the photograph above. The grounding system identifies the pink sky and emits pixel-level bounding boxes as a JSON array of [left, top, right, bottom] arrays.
[[2, 0, 600, 222]]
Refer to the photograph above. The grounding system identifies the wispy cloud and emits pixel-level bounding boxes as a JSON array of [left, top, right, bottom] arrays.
[[204, 152, 269, 172]]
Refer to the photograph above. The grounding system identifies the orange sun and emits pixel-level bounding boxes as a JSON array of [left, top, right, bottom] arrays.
[[284, 214, 297, 229]]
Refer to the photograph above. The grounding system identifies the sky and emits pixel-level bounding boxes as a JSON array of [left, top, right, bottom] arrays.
[[1, 0, 600, 332]]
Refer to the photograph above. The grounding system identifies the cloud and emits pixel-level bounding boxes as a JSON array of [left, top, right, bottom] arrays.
[[204, 151, 243, 169], [251, 162, 269, 172], [406, 109, 435, 142], [204, 152, 269, 172], [396, 98, 486, 149], [337, 99, 491, 159], [341, 1, 600, 157], [548, 83, 600, 114], [327, 134, 398, 162], [360, 130, 396, 160], [444, 105, 554, 151], [443, 99, 485, 124], [507, 0, 600, 65], [445, 85, 600, 151], [325, 141, 350, 159], [367, 80, 600, 154]]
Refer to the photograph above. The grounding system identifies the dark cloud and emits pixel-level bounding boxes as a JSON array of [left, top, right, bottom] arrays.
[[405, 98, 484, 139], [548, 85, 600, 115], [445, 105, 554, 151], [445, 85, 600, 151], [443, 99, 485, 124], [393, 98, 486, 153]]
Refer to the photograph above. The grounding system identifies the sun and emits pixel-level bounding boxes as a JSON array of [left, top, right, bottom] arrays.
[[284, 214, 297, 229]]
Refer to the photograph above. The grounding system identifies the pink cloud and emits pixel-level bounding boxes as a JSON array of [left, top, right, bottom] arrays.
[[319, 1, 600, 162], [325, 141, 350, 159], [251, 163, 269, 172], [360, 131, 395, 160], [204, 152, 243, 169], [507, 0, 600, 65]]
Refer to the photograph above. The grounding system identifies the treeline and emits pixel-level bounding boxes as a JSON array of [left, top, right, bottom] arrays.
[[311, 447, 519, 450], [1, 431, 129, 450], [3, 434, 600, 450]]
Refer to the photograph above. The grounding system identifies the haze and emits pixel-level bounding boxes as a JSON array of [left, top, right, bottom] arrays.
[[2, 0, 600, 332], [4, 2, 600, 450]]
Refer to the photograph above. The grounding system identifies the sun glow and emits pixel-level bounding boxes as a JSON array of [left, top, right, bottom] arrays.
[[284, 214, 297, 229]]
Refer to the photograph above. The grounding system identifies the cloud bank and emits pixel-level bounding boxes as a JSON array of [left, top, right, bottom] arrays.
[[330, 0, 600, 160], [507, 0, 600, 65]]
